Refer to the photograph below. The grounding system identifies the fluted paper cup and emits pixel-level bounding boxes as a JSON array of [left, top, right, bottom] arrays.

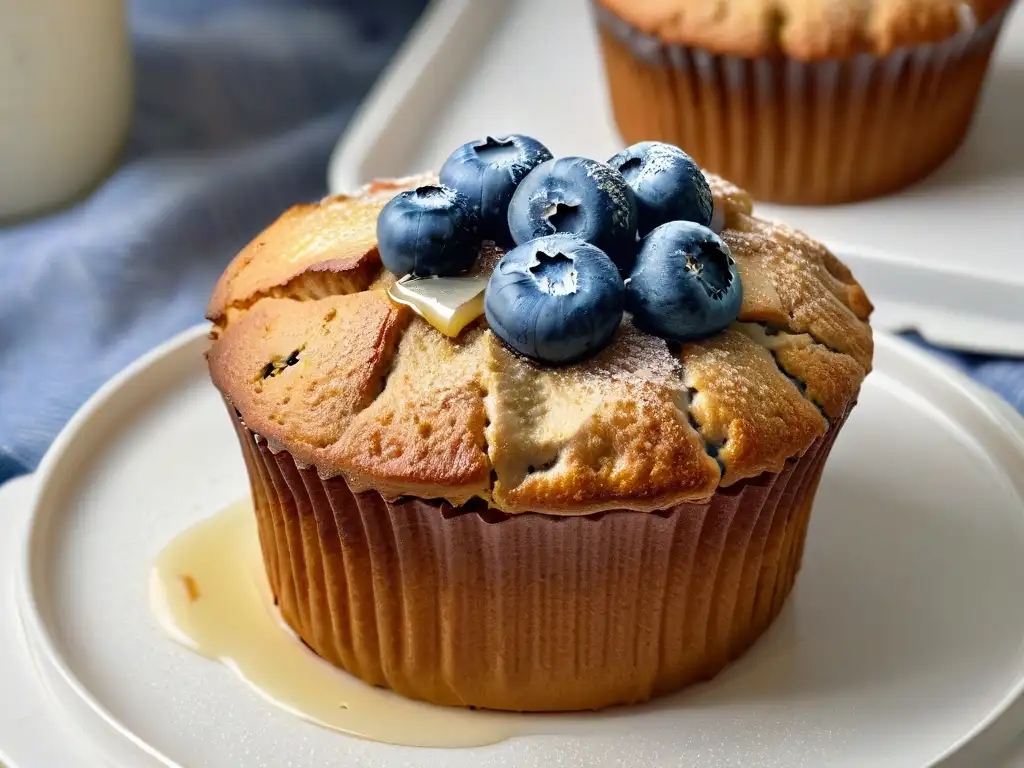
[[233, 410, 847, 711], [594, 3, 1009, 205]]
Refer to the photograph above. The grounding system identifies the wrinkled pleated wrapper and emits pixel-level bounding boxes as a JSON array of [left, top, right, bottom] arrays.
[[236, 411, 846, 712], [594, 3, 1009, 205]]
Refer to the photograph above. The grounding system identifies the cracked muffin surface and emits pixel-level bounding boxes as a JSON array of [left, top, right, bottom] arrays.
[[206, 173, 873, 515]]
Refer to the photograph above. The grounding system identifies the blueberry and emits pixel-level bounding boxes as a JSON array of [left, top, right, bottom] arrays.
[[485, 234, 624, 365], [376, 185, 479, 277], [507, 157, 638, 275], [439, 134, 553, 244], [608, 142, 713, 237], [626, 221, 742, 342]]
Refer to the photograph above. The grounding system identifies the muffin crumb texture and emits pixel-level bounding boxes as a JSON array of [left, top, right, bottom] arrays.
[[207, 173, 873, 514], [595, 0, 1009, 59]]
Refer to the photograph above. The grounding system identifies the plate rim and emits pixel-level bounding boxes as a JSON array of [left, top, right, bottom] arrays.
[[17, 324, 211, 768], [15, 325, 1024, 767]]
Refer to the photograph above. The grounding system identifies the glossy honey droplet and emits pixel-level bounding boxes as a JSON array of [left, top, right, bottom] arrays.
[[387, 274, 488, 337]]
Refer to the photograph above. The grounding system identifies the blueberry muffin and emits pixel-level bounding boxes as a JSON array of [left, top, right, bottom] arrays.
[[206, 137, 873, 711], [592, 0, 1014, 204]]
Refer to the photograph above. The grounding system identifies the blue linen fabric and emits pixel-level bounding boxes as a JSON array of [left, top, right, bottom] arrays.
[[0, 0, 1022, 486], [0, 0, 427, 483]]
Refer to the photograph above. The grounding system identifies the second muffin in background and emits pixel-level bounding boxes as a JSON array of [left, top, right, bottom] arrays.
[[593, 0, 1014, 204]]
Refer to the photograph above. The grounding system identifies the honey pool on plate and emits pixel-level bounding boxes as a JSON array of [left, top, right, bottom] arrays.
[[149, 500, 524, 748]]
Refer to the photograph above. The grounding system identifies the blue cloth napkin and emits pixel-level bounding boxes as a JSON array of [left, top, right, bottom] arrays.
[[0, 0, 427, 484], [1, 0, 1022, 486]]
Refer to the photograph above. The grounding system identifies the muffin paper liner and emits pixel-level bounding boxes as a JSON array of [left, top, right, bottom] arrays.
[[235, 410, 846, 711], [594, 3, 1010, 204]]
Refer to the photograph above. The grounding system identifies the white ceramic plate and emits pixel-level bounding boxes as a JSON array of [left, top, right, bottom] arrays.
[[326, 0, 1024, 355], [12, 324, 1024, 767], [0, 475, 97, 768]]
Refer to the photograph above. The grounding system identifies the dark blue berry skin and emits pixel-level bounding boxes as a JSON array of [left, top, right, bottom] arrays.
[[485, 234, 625, 365], [439, 134, 553, 245], [626, 221, 742, 342], [507, 157, 638, 275], [376, 185, 479, 277], [608, 142, 713, 237]]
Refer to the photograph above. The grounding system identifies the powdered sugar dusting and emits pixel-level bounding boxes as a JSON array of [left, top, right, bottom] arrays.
[[585, 159, 635, 230], [705, 172, 748, 204], [704, 171, 753, 227], [482, 315, 678, 408], [723, 215, 873, 368], [571, 318, 682, 390], [640, 142, 681, 176]]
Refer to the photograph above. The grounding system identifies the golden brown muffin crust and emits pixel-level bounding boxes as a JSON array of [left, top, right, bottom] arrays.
[[207, 176, 433, 327], [683, 328, 828, 483], [207, 292, 409, 468], [486, 322, 723, 513], [206, 172, 873, 514], [594, 0, 1012, 60], [331, 320, 493, 504]]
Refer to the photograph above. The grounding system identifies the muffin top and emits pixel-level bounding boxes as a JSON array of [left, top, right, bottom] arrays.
[[594, 0, 1009, 59], [206, 163, 872, 515]]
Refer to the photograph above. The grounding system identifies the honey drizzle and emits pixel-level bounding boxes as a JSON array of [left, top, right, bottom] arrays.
[[149, 501, 525, 748]]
